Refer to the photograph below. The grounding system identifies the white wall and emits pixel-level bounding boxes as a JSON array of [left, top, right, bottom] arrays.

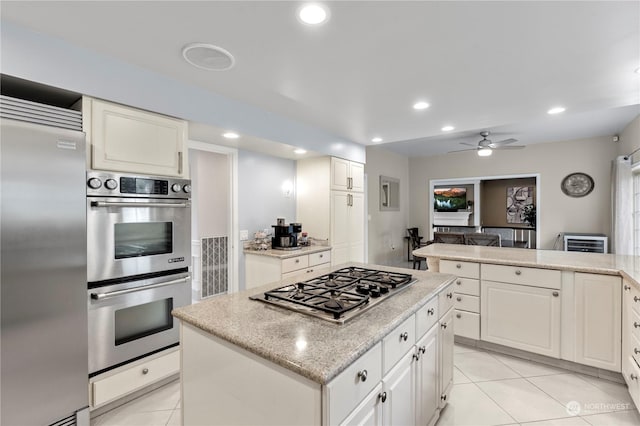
[[409, 136, 618, 249], [365, 146, 410, 266], [238, 150, 296, 290], [619, 114, 640, 162]]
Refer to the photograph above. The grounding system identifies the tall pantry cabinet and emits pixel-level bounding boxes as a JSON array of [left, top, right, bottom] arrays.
[[297, 157, 365, 265]]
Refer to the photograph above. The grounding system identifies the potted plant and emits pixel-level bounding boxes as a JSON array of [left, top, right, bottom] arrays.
[[522, 204, 536, 229]]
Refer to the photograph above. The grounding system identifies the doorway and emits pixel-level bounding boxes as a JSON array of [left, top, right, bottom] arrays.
[[188, 141, 238, 301]]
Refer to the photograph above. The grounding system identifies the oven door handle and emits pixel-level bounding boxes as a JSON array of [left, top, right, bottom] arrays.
[[91, 201, 189, 208], [90, 277, 189, 300]]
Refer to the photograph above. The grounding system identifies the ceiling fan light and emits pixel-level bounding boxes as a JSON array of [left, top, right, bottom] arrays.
[[478, 147, 492, 157]]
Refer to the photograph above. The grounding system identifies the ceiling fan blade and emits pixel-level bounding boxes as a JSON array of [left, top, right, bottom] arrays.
[[489, 138, 518, 147], [460, 142, 478, 147], [447, 148, 478, 154], [494, 145, 525, 150]]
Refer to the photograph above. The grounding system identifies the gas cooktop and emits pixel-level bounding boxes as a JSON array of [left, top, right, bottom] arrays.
[[250, 266, 415, 324]]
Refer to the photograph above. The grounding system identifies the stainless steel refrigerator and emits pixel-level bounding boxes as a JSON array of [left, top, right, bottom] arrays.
[[1, 118, 89, 425]]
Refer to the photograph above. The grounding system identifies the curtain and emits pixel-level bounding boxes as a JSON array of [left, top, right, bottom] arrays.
[[612, 156, 633, 255]]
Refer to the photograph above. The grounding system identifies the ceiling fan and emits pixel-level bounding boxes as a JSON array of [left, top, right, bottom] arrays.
[[449, 131, 524, 156]]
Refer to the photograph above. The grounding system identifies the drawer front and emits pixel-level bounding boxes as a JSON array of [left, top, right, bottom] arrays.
[[281, 263, 332, 281], [309, 250, 331, 267], [415, 296, 439, 340], [383, 315, 416, 374], [453, 277, 480, 296], [454, 310, 480, 340], [327, 343, 382, 426], [438, 282, 455, 315], [92, 349, 179, 407], [482, 264, 561, 289], [632, 332, 640, 367], [454, 294, 480, 313], [622, 355, 640, 409], [632, 309, 640, 344], [440, 260, 479, 279], [282, 255, 309, 273], [629, 283, 640, 317]]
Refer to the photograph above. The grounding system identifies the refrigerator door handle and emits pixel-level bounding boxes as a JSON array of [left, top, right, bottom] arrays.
[[91, 277, 189, 300], [91, 201, 188, 208]]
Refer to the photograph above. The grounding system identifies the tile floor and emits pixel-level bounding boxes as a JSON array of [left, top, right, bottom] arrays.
[[90, 343, 640, 426]]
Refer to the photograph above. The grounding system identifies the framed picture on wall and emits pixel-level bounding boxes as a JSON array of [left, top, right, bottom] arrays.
[[506, 186, 533, 224]]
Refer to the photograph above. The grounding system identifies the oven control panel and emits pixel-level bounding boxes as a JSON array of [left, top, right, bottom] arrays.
[[86, 171, 191, 199]]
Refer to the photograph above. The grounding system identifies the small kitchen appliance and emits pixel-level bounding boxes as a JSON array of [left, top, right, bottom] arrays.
[[250, 267, 415, 323], [272, 221, 302, 250]]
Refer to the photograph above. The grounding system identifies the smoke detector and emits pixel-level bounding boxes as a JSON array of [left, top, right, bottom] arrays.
[[182, 43, 235, 71]]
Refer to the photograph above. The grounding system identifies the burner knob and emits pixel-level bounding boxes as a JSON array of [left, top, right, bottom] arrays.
[[297, 283, 305, 289]]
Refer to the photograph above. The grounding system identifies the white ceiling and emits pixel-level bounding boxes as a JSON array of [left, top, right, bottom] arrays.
[[1, 1, 639, 158]]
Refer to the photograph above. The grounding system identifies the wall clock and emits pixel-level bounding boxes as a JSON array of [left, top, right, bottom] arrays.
[[561, 172, 594, 197]]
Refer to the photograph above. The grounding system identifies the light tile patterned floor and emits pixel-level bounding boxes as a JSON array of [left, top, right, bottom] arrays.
[[90, 343, 640, 426]]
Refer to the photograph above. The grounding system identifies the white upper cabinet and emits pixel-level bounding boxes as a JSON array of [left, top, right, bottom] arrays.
[[331, 157, 364, 192], [84, 97, 188, 177]]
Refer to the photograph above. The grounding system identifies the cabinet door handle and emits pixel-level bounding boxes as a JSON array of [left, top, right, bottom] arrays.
[[634, 348, 640, 355], [413, 352, 421, 361], [427, 308, 434, 316], [631, 373, 638, 381], [634, 322, 640, 329], [515, 270, 522, 276], [447, 292, 453, 299], [552, 291, 559, 297], [378, 392, 387, 403], [400, 331, 409, 342], [441, 322, 448, 329], [456, 264, 462, 269], [456, 280, 462, 285], [441, 394, 447, 401], [357, 370, 367, 382], [178, 151, 183, 175], [420, 345, 426, 354], [624, 285, 631, 291], [635, 296, 640, 303], [456, 313, 462, 319]]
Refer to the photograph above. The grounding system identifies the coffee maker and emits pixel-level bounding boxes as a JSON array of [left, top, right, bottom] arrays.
[[272, 218, 302, 250]]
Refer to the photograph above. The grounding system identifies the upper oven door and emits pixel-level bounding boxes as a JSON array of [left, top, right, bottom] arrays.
[[87, 197, 191, 283]]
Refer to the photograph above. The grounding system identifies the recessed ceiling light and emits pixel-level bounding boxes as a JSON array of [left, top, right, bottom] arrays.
[[294, 148, 307, 154], [441, 126, 455, 132], [547, 106, 566, 115], [182, 43, 235, 71], [413, 101, 430, 110], [298, 4, 329, 25], [371, 137, 383, 143], [478, 147, 492, 157], [223, 132, 239, 139]]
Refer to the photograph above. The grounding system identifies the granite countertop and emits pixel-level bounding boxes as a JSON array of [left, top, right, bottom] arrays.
[[243, 245, 331, 259], [172, 262, 455, 384], [413, 243, 640, 286]]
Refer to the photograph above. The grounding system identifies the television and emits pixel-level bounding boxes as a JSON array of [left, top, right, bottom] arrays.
[[434, 187, 467, 211]]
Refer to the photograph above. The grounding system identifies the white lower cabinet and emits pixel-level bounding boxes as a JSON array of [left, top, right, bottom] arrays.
[[574, 273, 621, 371], [439, 307, 454, 407], [481, 280, 561, 358], [339, 383, 384, 426], [381, 350, 416, 426], [622, 280, 640, 413], [416, 323, 439, 426], [245, 249, 331, 290]]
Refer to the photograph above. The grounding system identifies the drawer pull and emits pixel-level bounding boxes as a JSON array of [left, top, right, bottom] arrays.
[[319, 254, 323, 258], [420, 346, 426, 354], [378, 392, 387, 403], [552, 291, 559, 297], [142, 368, 149, 375], [427, 308, 435, 316], [456, 264, 462, 269], [295, 259, 300, 263], [631, 373, 638, 381], [441, 322, 448, 329], [625, 285, 631, 291], [635, 322, 640, 329], [515, 270, 522, 276], [413, 352, 421, 361], [635, 296, 640, 303], [446, 292, 453, 299], [400, 331, 409, 342], [634, 348, 640, 355], [456, 313, 462, 319], [456, 296, 462, 302], [357, 370, 367, 382], [456, 280, 462, 285], [441, 394, 447, 401]]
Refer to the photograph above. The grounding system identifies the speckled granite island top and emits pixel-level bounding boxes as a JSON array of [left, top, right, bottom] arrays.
[[414, 243, 640, 286], [172, 262, 454, 384], [243, 245, 331, 259]]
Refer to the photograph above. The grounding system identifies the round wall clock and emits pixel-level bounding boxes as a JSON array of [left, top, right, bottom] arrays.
[[561, 172, 594, 197]]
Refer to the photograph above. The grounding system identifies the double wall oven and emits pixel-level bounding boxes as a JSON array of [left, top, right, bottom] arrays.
[[86, 171, 191, 376]]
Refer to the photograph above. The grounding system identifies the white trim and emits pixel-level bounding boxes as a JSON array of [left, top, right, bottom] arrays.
[[429, 173, 541, 248], [188, 140, 240, 294]]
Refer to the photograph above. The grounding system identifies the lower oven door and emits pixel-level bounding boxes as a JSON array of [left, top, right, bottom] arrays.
[[88, 271, 190, 375]]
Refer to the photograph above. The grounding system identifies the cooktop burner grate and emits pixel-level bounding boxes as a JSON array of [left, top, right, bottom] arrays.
[[251, 267, 415, 323]]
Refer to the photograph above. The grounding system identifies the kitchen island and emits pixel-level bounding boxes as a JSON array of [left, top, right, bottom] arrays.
[[413, 243, 640, 413], [172, 263, 456, 425]]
